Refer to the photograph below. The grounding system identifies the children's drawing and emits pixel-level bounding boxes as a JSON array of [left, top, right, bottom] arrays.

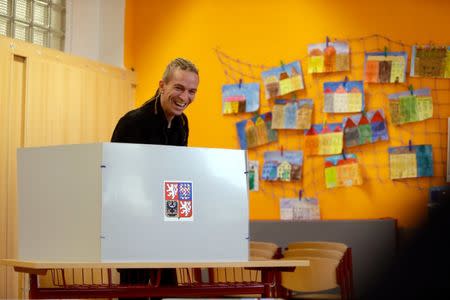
[[388, 88, 433, 125], [410, 45, 450, 78], [389, 145, 433, 180], [222, 83, 260, 114], [236, 112, 278, 149], [323, 80, 364, 113], [343, 109, 388, 147], [280, 198, 320, 220], [324, 154, 363, 189], [271, 99, 313, 130], [308, 41, 350, 73], [261, 151, 303, 182], [247, 160, 259, 192], [304, 123, 343, 156], [364, 51, 408, 83], [261, 61, 304, 99]]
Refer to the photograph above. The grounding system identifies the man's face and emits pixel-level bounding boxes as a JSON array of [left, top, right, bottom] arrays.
[[159, 69, 199, 120]]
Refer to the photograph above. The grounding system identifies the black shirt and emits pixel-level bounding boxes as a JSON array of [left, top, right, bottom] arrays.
[[111, 95, 188, 146]]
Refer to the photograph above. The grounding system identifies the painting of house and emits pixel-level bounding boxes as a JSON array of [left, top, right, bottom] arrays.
[[343, 109, 389, 147], [236, 113, 278, 149], [307, 41, 350, 74], [222, 82, 260, 114], [262, 151, 303, 182], [261, 61, 304, 99]]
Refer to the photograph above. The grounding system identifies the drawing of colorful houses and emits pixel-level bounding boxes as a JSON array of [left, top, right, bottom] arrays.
[[262, 161, 278, 180]]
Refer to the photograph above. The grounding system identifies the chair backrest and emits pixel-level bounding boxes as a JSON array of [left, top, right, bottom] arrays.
[[287, 241, 348, 253], [250, 248, 274, 259], [281, 256, 339, 292], [250, 241, 279, 252], [284, 248, 343, 260]]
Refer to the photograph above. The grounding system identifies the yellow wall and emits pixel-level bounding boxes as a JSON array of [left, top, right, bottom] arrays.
[[124, 0, 450, 228]]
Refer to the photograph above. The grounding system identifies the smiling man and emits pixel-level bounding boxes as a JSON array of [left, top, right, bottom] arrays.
[[110, 58, 199, 297], [111, 57, 199, 145]]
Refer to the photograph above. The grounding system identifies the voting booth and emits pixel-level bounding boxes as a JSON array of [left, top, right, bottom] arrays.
[[17, 143, 249, 262]]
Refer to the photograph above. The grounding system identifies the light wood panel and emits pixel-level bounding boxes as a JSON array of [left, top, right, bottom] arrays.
[[0, 35, 136, 298]]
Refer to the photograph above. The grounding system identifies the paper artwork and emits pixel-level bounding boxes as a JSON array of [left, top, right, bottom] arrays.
[[236, 112, 278, 149], [324, 154, 363, 189], [389, 145, 433, 179], [343, 109, 388, 147], [388, 88, 433, 125], [304, 123, 343, 156], [247, 160, 259, 192], [271, 99, 313, 130], [280, 198, 320, 220], [323, 80, 364, 113], [364, 52, 408, 83], [222, 83, 260, 114], [410, 45, 450, 78], [261, 151, 303, 182], [261, 61, 304, 99], [164, 181, 193, 221], [307, 41, 350, 73]]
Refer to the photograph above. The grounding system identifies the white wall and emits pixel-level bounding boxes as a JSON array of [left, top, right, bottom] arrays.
[[65, 0, 125, 68]]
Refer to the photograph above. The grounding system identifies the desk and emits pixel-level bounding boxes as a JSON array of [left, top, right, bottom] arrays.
[[1, 259, 309, 299]]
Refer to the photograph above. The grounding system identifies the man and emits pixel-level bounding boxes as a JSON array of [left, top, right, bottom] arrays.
[[112, 57, 199, 145], [111, 58, 199, 297]]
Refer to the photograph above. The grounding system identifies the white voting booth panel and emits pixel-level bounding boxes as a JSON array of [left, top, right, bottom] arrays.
[[17, 143, 249, 262]]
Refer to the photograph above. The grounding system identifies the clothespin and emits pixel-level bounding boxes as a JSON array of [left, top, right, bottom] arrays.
[[239, 78, 243, 89], [409, 140, 413, 152], [384, 46, 388, 57], [280, 60, 285, 71], [326, 36, 330, 48], [280, 145, 284, 157], [298, 189, 303, 201], [408, 84, 414, 96], [342, 149, 347, 160], [343, 76, 348, 88]]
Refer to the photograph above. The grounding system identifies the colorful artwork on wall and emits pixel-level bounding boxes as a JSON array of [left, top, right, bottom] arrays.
[[388, 88, 433, 125], [343, 109, 388, 147], [324, 154, 363, 189], [364, 51, 408, 83], [222, 83, 260, 114], [389, 144, 434, 179], [304, 123, 343, 156], [247, 160, 259, 192], [261, 61, 304, 99], [323, 80, 364, 113], [261, 151, 303, 182], [410, 45, 450, 78], [236, 112, 278, 149], [307, 41, 350, 73], [280, 197, 320, 220], [271, 99, 313, 130]]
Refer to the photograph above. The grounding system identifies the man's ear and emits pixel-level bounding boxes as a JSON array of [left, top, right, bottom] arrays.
[[159, 80, 165, 93]]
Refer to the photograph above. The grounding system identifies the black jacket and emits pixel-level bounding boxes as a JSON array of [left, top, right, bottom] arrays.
[[111, 95, 189, 146]]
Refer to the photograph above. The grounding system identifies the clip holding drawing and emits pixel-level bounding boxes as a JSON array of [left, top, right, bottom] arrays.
[[280, 145, 284, 157], [409, 140, 413, 151], [326, 36, 330, 48], [342, 150, 347, 160], [384, 46, 388, 57], [408, 84, 414, 95], [343, 75, 349, 87], [298, 189, 303, 201], [239, 78, 243, 89]]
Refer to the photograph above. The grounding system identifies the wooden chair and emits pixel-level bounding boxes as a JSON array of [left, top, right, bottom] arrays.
[[280, 256, 343, 299], [286, 241, 353, 299], [250, 241, 281, 258], [250, 248, 274, 259], [284, 248, 343, 260]]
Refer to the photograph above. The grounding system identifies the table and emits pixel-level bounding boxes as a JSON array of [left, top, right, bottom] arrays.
[[1, 259, 309, 299]]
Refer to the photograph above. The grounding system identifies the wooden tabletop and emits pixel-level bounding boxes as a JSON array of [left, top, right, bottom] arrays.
[[0, 259, 309, 269]]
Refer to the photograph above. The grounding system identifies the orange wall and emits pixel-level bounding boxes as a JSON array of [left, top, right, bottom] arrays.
[[124, 0, 450, 228]]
